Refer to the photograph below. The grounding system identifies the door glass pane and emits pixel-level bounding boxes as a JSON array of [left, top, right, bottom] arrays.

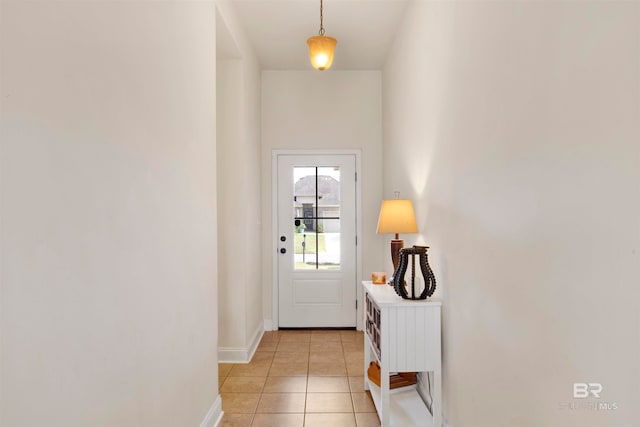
[[294, 166, 317, 234], [317, 167, 341, 207], [317, 231, 340, 270], [293, 220, 317, 269], [293, 166, 341, 270]]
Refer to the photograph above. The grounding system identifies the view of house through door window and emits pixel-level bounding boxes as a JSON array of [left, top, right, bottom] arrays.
[[293, 166, 341, 270]]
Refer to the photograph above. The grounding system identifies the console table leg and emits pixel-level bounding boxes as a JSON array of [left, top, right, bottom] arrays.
[[433, 369, 442, 427], [381, 363, 390, 427]]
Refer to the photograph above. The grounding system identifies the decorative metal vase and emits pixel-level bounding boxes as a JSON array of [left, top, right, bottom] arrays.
[[392, 246, 436, 300]]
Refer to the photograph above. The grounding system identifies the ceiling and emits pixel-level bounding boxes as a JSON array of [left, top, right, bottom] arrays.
[[230, 0, 410, 70]]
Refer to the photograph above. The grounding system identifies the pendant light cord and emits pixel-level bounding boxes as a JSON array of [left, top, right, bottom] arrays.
[[319, 0, 325, 36]]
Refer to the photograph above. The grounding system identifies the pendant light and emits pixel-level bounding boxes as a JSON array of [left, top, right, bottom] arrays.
[[307, 0, 337, 70]]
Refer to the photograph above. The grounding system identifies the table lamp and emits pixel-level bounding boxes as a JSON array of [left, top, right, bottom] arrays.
[[376, 194, 418, 281]]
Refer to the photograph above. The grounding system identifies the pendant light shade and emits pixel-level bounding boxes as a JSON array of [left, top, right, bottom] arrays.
[[307, 35, 337, 70], [308, 0, 337, 71]]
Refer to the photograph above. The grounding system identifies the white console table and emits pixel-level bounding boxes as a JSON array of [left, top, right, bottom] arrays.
[[363, 281, 442, 427]]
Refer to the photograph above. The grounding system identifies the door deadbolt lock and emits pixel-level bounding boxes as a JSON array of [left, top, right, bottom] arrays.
[[280, 248, 286, 254], [280, 236, 286, 242]]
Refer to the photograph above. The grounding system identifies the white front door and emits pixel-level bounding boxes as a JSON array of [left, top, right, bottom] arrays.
[[276, 154, 357, 327]]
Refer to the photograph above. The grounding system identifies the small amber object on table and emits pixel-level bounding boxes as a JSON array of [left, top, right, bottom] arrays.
[[371, 272, 387, 285]]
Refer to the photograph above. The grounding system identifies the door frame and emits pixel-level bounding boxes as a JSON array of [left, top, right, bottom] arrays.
[[271, 149, 363, 331]]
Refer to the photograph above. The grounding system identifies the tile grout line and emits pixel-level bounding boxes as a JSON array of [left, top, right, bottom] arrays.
[[304, 344, 309, 426]]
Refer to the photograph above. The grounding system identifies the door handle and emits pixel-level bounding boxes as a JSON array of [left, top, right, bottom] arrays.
[[280, 248, 286, 254]]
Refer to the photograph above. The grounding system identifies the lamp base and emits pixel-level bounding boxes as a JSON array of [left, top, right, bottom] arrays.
[[389, 239, 404, 285]]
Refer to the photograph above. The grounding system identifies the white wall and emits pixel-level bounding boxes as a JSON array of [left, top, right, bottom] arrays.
[[1, 2, 220, 426], [261, 71, 385, 329], [217, 59, 244, 349], [215, 1, 264, 362], [383, 2, 640, 426]]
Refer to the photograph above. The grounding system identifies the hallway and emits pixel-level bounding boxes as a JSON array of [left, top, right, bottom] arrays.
[[219, 330, 379, 427]]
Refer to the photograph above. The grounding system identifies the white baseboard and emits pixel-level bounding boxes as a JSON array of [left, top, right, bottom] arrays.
[[199, 394, 223, 427], [218, 321, 265, 363], [217, 346, 249, 363], [263, 319, 273, 331], [246, 320, 264, 361]]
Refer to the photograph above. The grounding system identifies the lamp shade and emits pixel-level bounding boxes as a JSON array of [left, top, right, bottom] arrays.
[[307, 35, 337, 70], [376, 200, 418, 234]]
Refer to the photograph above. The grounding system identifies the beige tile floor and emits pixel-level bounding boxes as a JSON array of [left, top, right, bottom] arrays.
[[219, 330, 380, 427]]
